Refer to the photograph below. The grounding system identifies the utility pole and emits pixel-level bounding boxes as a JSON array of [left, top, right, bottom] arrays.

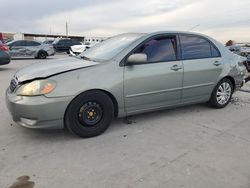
[[66, 22, 69, 38]]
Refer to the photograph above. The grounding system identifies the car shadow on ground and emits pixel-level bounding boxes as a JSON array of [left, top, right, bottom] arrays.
[[14, 103, 208, 141], [11, 58, 55, 60], [17, 126, 78, 141], [9, 93, 249, 141], [0, 67, 14, 71], [17, 95, 250, 141], [109, 103, 209, 131]]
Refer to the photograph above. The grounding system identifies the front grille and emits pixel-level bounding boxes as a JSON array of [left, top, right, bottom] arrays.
[[9, 77, 18, 93]]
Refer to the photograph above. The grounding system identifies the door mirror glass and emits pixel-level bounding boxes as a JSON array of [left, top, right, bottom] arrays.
[[127, 53, 147, 65]]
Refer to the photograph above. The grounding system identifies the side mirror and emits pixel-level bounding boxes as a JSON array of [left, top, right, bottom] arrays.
[[127, 53, 147, 65]]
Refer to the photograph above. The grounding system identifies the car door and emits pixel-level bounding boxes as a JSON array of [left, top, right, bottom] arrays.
[[8, 40, 26, 57], [56, 40, 66, 51], [60, 39, 71, 51], [25, 41, 41, 57], [124, 35, 183, 114], [179, 34, 223, 103]]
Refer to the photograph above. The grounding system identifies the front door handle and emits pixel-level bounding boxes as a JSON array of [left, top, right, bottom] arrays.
[[213, 61, 221, 66], [171, 65, 182, 71]]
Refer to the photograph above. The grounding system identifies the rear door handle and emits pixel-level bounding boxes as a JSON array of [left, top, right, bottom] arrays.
[[171, 65, 182, 71], [213, 61, 221, 66]]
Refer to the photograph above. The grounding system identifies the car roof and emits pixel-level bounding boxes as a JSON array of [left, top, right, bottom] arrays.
[[113, 31, 216, 42]]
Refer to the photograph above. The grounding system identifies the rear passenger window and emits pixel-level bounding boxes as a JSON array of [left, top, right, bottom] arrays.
[[180, 35, 220, 59], [11, 41, 25, 47], [26, 41, 40, 46]]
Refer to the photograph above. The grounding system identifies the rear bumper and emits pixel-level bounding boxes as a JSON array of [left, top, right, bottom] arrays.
[[6, 88, 74, 129]]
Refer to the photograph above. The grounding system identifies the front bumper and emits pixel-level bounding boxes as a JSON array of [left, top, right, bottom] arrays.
[[6, 89, 73, 129]]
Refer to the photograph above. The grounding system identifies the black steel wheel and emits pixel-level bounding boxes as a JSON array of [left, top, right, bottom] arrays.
[[65, 91, 114, 138]]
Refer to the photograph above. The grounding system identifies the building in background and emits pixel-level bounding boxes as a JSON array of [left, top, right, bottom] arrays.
[[0, 32, 85, 43], [84, 37, 107, 44]]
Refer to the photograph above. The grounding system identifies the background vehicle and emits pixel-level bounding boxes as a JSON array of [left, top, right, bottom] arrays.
[[70, 42, 95, 56], [53, 38, 81, 53], [6, 32, 247, 138], [0, 41, 11, 65], [42, 40, 54, 45], [227, 44, 250, 56], [245, 55, 250, 72], [0, 41, 9, 51], [3, 39, 12, 43], [6, 40, 55, 59]]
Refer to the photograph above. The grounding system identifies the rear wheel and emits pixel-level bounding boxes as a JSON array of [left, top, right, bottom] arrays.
[[209, 78, 233, 108], [65, 91, 114, 138]]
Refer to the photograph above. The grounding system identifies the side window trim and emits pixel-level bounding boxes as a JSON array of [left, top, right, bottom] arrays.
[[210, 42, 221, 58], [178, 34, 221, 61], [121, 34, 181, 66], [12, 40, 26, 47]]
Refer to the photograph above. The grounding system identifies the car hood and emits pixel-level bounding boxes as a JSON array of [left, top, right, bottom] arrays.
[[71, 45, 86, 52], [15, 57, 99, 83]]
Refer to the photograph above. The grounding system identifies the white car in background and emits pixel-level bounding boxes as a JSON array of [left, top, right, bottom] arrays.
[[70, 42, 99, 56]]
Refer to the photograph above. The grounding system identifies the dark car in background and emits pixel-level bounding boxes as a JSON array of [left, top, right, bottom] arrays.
[[245, 55, 250, 72], [7, 40, 55, 59], [52, 38, 81, 53], [0, 41, 11, 65]]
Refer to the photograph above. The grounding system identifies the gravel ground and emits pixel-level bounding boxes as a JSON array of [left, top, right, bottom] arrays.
[[0, 55, 250, 188]]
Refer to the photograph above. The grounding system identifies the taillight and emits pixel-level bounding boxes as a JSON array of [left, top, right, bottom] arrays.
[[0, 45, 9, 51]]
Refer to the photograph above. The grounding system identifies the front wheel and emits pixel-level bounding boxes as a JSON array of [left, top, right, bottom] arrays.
[[209, 78, 233, 108], [64, 91, 114, 138], [37, 51, 47, 59]]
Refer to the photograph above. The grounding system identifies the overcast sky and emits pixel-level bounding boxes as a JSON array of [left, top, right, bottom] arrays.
[[1, 0, 250, 43]]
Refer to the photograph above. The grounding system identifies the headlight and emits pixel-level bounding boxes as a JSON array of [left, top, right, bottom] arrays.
[[17, 80, 56, 96]]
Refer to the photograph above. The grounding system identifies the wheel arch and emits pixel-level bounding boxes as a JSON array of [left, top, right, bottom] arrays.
[[222, 76, 236, 92], [64, 89, 119, 119], [36, 50, 48, 57], [94, 89, 119, 117]]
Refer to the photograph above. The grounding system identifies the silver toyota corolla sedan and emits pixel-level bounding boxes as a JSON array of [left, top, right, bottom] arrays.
[[6, 31, 247, 138]]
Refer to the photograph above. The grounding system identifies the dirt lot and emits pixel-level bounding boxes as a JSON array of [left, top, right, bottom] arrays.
[[0, 55, 250, 188]]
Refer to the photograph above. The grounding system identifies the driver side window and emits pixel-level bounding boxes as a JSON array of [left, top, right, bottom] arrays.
[[135, 36, 177, 62]]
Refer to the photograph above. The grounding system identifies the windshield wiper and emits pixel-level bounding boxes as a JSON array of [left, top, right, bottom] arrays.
[[81, 56, 92, 61], [81, 56, 100, 62]]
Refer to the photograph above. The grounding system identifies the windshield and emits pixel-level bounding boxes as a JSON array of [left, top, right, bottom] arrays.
[[80, 34, 144, 61]]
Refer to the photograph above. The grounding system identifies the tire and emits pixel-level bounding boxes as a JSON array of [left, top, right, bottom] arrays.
[[37, 51, 47, 59], [208, 78, 233, 108], [65, 91, 114, 138]]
